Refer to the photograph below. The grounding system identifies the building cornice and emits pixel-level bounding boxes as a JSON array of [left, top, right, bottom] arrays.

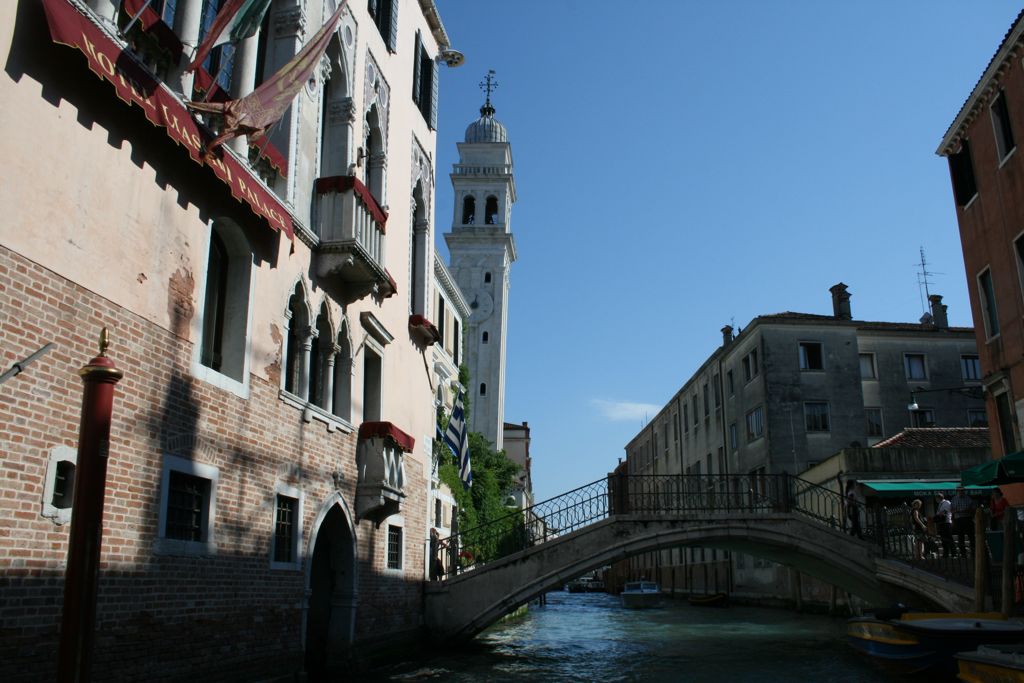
[[938, 11, 1024, 155], [433, 249, 470, 317], [417, 0, 451, 49]]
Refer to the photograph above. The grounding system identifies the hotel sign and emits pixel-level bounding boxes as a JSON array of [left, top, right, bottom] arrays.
[[40, 0, 294, 239]]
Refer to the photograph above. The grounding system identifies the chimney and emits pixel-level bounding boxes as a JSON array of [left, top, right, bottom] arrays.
[[830, 283, 852, 320], [929, 294, 948, 329], [721, 325, 734, 345]]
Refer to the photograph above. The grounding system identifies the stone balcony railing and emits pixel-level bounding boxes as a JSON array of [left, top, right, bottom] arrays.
[[314, 176, 394, 300], [451, 164, 513, 176], [355, 421, 415, 523]]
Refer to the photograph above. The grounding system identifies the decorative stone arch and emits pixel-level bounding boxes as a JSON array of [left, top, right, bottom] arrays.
[[318, 13, 356, 178], [304, 492, 358, 675], [362, 52, 390, 203], [332, 317, 355, 421], [283, 277, 316, 396]]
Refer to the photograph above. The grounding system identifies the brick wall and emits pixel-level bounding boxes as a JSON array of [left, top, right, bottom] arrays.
[[0, 245, 428, 680]]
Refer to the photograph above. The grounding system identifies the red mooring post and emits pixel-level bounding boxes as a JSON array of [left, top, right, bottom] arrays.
[[57, 328, 123, 683]]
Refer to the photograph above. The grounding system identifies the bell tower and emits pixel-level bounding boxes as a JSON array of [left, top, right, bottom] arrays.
[[445, 72, 517, 450]]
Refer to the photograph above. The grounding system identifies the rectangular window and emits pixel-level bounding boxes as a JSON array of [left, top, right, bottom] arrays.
[[368, 0, 399, 51], [911, 408, 935, 428], [729, 423, 738, 450], [978, 268, 1001, 338], [961, 354, 981, 381], [166, 471, 209, 542], [949, 139, 978, 207], [804, 402, 830, 432], [52, 460, 76, 510], [437, 295, 446, 344], [859, 353, 876, 379], [274, 495, 297, 563], [727, 370, 734, 395], [387, 524, 403, 570], [702, 383, 710, 417], [363, 348, 383, 421], [742, 349, 759, 382], [713, 375, 721, 407], [968, 409, 989, 427], [692, 396, 698, 425], [996, 392, 1018, 452], [904, 353, 927, 381], [865, 408, 883, 438], [453, 319, 461, 366], [745, 406, 764, 441], [411, 31, 439, 128], [991, 88, 1016, 162], [1015, 234, 1024, 305], [435, 498, 443, 527], [683, 403, 689, 433], [799, 342, 824, 370]]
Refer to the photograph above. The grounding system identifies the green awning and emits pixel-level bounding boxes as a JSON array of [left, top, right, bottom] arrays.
[[861, 480, 994, 498], [961, 451, 1024, 486]]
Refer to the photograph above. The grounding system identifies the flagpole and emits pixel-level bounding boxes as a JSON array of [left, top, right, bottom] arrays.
[[122, 0, 156, 35], [200, 57, 231, 103]]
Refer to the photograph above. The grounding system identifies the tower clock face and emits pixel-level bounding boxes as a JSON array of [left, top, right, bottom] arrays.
[[470, 290, 494, 321]]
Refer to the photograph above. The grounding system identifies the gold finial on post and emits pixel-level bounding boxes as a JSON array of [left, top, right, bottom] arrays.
[[98, 327, 109, 357]]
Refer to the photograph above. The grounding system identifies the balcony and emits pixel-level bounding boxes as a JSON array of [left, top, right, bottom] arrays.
[[355, 421, 414, 523], [314, 176, 394, 300]]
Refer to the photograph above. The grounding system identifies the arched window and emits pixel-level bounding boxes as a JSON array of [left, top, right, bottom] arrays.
[[284, 283, 309, 395], [480, 383, 487, 396], [310, 305, 331, 407], [333, 323, 352, 421], [364, 105, 385, 202], [482, 331, 489, 344], [410, 180, 429, 315], [199, 220, 251, 382], [462, 195, 475, 224], [485, 195, 499, 225], [319, 40, 351, 179]]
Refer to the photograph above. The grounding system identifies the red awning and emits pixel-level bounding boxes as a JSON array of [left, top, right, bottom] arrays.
[[41, 0, 294, 239], [358, 421, 416, 453]]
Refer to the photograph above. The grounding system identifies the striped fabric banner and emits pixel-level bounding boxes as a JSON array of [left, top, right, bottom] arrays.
[[443, 391, 472, 489]]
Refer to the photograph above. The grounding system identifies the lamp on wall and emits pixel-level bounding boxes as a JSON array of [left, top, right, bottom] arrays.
[[906, 385, 984, 412]]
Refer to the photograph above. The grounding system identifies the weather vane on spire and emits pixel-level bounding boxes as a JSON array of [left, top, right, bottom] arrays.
[[479, 70, 498, 109]]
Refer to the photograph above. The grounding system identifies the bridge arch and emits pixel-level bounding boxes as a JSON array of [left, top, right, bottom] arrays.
[[426, 513, 957, 641]]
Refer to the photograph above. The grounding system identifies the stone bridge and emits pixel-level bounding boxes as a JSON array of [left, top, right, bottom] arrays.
[[425, 475, 975, 641]]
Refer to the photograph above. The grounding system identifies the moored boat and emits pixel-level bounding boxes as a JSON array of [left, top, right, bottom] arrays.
[[957, 644, 1024, 682], [621, 581, 662, 609], [847, 611, 1024, 675]]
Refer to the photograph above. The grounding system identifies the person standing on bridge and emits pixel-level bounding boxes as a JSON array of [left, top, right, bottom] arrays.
[[911, 499, 928, 560], [934, 493, 954, 558], [951, 486, 977, 558], [845, 480, 863, 539]]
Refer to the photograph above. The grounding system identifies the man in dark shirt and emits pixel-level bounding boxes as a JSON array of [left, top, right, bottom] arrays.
[[950, 486, 977, 558]]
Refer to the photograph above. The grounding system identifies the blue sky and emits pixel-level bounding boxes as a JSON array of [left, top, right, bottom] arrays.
[[431, 1, 1023, 501]]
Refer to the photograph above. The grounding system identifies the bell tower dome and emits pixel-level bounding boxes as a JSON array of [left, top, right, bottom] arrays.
[[444, 71, 517, 449]]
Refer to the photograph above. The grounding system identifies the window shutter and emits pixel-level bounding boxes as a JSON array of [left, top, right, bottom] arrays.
[[412, 31, 422, 104], [387, 0, 399, 52], [429, 59, 439, 130]]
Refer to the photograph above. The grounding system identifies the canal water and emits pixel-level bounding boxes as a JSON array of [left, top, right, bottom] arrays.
[[363, 591, 904, 682]]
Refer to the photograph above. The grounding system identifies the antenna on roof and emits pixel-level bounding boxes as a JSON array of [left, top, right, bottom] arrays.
[[916, 247, 943, 315]]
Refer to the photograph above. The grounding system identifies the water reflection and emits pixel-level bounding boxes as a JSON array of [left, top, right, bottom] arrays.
[[368, 592, 902, 682]]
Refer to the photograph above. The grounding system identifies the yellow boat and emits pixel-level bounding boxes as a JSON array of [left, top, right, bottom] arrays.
[[957, 645, 1024, 682]]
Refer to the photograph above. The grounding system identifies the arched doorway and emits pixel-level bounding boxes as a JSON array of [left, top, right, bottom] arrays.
[[305, 498, 357, 678]]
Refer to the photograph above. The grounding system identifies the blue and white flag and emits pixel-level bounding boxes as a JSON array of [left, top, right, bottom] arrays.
[[443, 391, 472, 489]]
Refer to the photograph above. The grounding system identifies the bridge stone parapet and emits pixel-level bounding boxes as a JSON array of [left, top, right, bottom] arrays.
[[426, 512, 898, 642]]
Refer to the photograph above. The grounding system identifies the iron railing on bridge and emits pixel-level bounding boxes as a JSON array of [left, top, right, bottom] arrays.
[[435, 473, 883, 579]]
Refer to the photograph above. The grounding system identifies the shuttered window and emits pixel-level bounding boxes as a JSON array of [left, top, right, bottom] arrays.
[[368, 0, 398, 52], [411, 31, 439, 129]]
